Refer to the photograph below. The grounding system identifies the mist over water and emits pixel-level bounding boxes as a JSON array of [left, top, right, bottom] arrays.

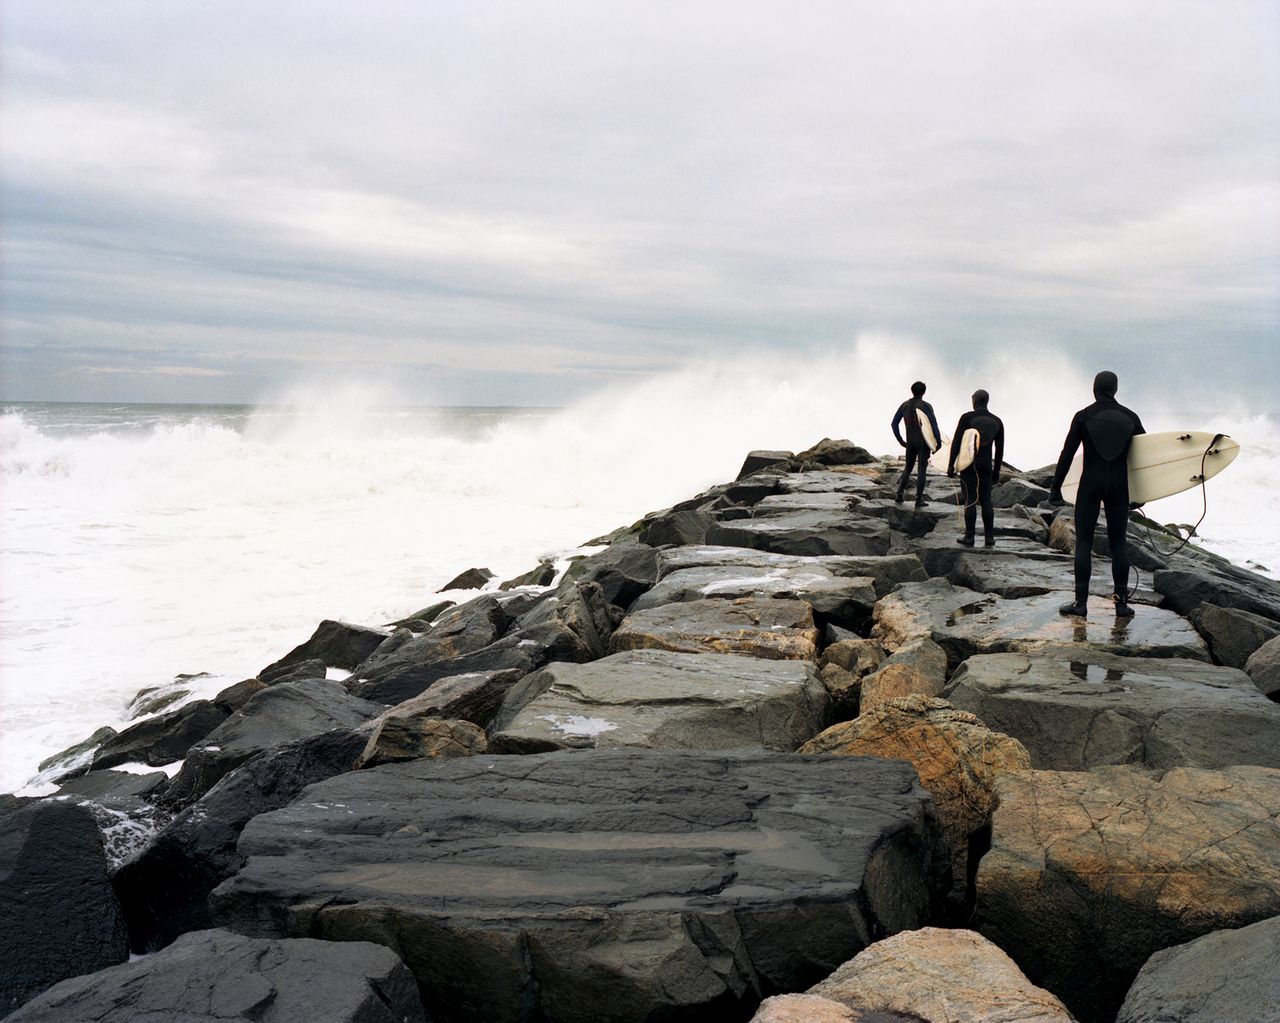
[[2, 338, 1276, 793]]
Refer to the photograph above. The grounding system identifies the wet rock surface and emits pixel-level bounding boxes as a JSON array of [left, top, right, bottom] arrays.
[[944, 649, 1280, 770], [1245, 633, 1280, 698], [212, 750, 948, 1023], [4, 928, 426, 1023], [610, 596, 820, 660], [655, 546, 926, 596], [706, 511, 891, 557], [976, 765, 1280, 1023], [490, 650, 828, 753], [951, 551, 1163, 603]]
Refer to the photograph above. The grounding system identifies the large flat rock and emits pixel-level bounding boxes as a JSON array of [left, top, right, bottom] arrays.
[[632, 565, 877, 630], [705, 511, 891, 557], [5, 928, 425, 1023], [975, 765, 1280, 1023], [873, 579, 1209, 668], [212, 750, 949, 1023], [893, 532, 1068, 577], [774, 470, 878, 494], [655, 547, 926, 597], [944, 650, 1280, 770], [490, 650, 828, 754], [610, 596, 820, 660], [950, 551, 1163, 604]]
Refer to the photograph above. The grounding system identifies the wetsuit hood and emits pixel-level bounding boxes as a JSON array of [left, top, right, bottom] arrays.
[[1093, 371, 1118, 399]]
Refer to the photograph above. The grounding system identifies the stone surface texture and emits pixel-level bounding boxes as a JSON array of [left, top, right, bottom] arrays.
[[705, 511, 891, 558], [610, 596, 819, 660], [858, 638, 949, 711], [809, 927, 1075, 1023], [976, 765, 1280, 1023], [4, 928, 426, 1023], [1245, 633, 1280, 698], [1187, 601, 1280, 668], [211, 750, 948, 1023], [354, 715, 487, 768], [654, 547, 925, 597]]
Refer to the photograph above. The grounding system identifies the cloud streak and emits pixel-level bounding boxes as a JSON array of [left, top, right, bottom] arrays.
[[2, 0, 1277, 405]]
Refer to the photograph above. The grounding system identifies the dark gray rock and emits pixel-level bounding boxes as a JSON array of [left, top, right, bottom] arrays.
[[56, 769, 168, 801], [1245, 635, 1280, 699], [357, 594, 511, 675], [894, 531, 1068, 578], [737, 449, 793, 479], [950, 552, 1162, 604], [211, 750, 948, 1023], [562, 539, 659, 607], [774, 470, 879, 494], [387, 599, 455, 628], [944, 649, 1280, 770], [346, 633, 544, 706], [212, 677, 268, 712], [500, 561, 558, 590], [752, 491, 858, 517], [113, 729, 367, 952], [794, 438, 876, 466], [158, 680, 383, 810], [90, 700, 229, 771], [383, 668, 527, 732], [1116, 915, 1280, 1023], [489, 650, 829, 753], [4, 927, 426, 1023], [847, 497, 953, 538], [1154, 562, 1280, 622], [55, 772, 173, 874], [610, 596, 819, 660], [991, 477, 1052, 508], [927, 507, 1049, 544], [656, 546, 926, 597], [126, 678, 197, 718], [37, 725, 117, 775], [706, 511, 891, 557], [438, 566, 494, 591], [724, 476, 785, 505], [632, 565, 877, 631], [509, 580, 614, 663], [1187, 602, 1280, 669], [257, 657, 327, 686], [1, 800, 128, 1013], [873, 579, 1209, 669], [638, 508, 715, 547], [259, 619, 389, 678]]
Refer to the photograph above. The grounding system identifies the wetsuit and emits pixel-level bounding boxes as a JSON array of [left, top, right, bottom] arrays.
[[948, 407, 1004, 542], [891, 398, 941, 502], [1051, 396, 1145, 604]]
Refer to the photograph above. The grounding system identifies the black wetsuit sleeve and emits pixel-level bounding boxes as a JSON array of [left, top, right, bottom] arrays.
[[993, 417, 1005, 478], [891, 402, 907, 447], [924, 402, 942, 448], [947, 411, 971, 475], [1132, 412, 1146, 436], [1052, 411, 1086, 493]]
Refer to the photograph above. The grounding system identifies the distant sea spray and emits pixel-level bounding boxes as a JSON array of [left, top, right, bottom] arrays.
[[2, 341, 1276, 792]]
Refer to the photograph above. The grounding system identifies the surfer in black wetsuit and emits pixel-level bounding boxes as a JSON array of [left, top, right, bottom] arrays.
[[891, 381, 942, 507], [946, 389, 1004, 548], [1049, 370, 1146, 619]]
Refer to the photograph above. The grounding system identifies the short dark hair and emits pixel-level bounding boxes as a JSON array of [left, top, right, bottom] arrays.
[[910, 381, 926, 397]]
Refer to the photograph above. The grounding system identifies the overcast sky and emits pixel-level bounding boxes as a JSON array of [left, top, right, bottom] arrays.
[[2, 1, 1277, 406]]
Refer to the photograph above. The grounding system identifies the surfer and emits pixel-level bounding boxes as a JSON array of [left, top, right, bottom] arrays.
[[1049, 370, 1146, 619], [890, 381, 942, 507], [946, 389, 1004, 547]]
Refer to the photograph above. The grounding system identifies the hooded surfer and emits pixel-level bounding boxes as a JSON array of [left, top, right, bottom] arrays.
[[947, 389, 1004, 548], [1050, 370, 1146, 618], [891, 381, 942, 507]]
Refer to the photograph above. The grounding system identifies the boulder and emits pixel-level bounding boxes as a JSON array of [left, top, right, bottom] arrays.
[[126, 677, 196, 718], [1187, 601, 1280, 668], [90, 699, 229, 771], [499, 561, 558, 590], [1116, 915, 1280, 1023], [991, 477, 1052, 509], [113, 728, 368, 953], [376, 668, 526, 732], [56, 769, 167, 801], [52, 782, 172, 874], [506, 580, 614, 663], [807, 927, 1074, 1023], [4, 928, 426, 1023], [631, 565, 877, 631], [751, 491, 858, 517], [610, 597, 819, 660], [944, 649, 1280, 770], [386, 599, 455, 628], [656, 547, 926, 597], [358, 594, 511, 675], [354, 716, 487, 768], [561, 539, 660, 607], [1154, 563, 1280, 622], [489, 650, 828, 754], [793, 438, 876, 466], [638, 508, 715, 547], [801, 697, 1030, 898], [873, 579, 1209, 669], [749, 993, 862, 1022], [212, 677, 269, 712], [774, 469, 879, 494], [1, 800, 128, 1013], [975, 765, 1280, 1023], [950, 551, 1162, 603], [211, 750, 948, 1023], [258, 657, 327, 686], [706, 511, 891, 557], [259, 619, 389, 678], [818, 639, 885, 719], [438, 566, 494, 591], [37, 725, 117, 776], [158, 680, 384, 810], [895, 531, 1069, 578], [737, 449, 793, 479], [1245, 634, 1280, 698], [857, 638, 949, 711], [346, 632, 545, 706]]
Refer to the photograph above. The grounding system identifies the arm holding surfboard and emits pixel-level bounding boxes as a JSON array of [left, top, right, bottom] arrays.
[[890, 403, 909, 448]]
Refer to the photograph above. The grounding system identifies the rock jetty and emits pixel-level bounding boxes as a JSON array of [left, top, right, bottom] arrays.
[[4, 438, 1278, 1023]]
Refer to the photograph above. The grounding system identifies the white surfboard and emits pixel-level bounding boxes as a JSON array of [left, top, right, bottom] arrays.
[[930, 428, 978, 473], [1060, 430, 1240, 505], [915, 409, 940, 453]]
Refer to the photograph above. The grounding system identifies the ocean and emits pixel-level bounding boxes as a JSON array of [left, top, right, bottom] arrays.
[[3, 348, 1278, 794]]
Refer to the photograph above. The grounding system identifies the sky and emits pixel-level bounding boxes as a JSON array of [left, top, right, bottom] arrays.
[[2, 0, 1277, 407]]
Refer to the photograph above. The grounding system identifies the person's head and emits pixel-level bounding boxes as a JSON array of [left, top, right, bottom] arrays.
[[910, 381, 926, 398], [972, 389, 989, 410], [1093, 370, 1118, 398]]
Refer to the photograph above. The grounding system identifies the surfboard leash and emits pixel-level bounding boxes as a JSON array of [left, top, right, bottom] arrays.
[[1133, 433, 1224, 562]]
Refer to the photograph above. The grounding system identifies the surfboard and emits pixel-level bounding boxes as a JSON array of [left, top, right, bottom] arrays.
[[930, 428, 978, 473], [1060, 430, 1240, 505], [915, 409, 940, 453]]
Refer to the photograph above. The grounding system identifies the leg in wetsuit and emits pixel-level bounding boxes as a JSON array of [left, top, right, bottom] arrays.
[[897, 442, 928, 504], [960, 452, 995, 544], [1072, 466, 1131, 606]]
